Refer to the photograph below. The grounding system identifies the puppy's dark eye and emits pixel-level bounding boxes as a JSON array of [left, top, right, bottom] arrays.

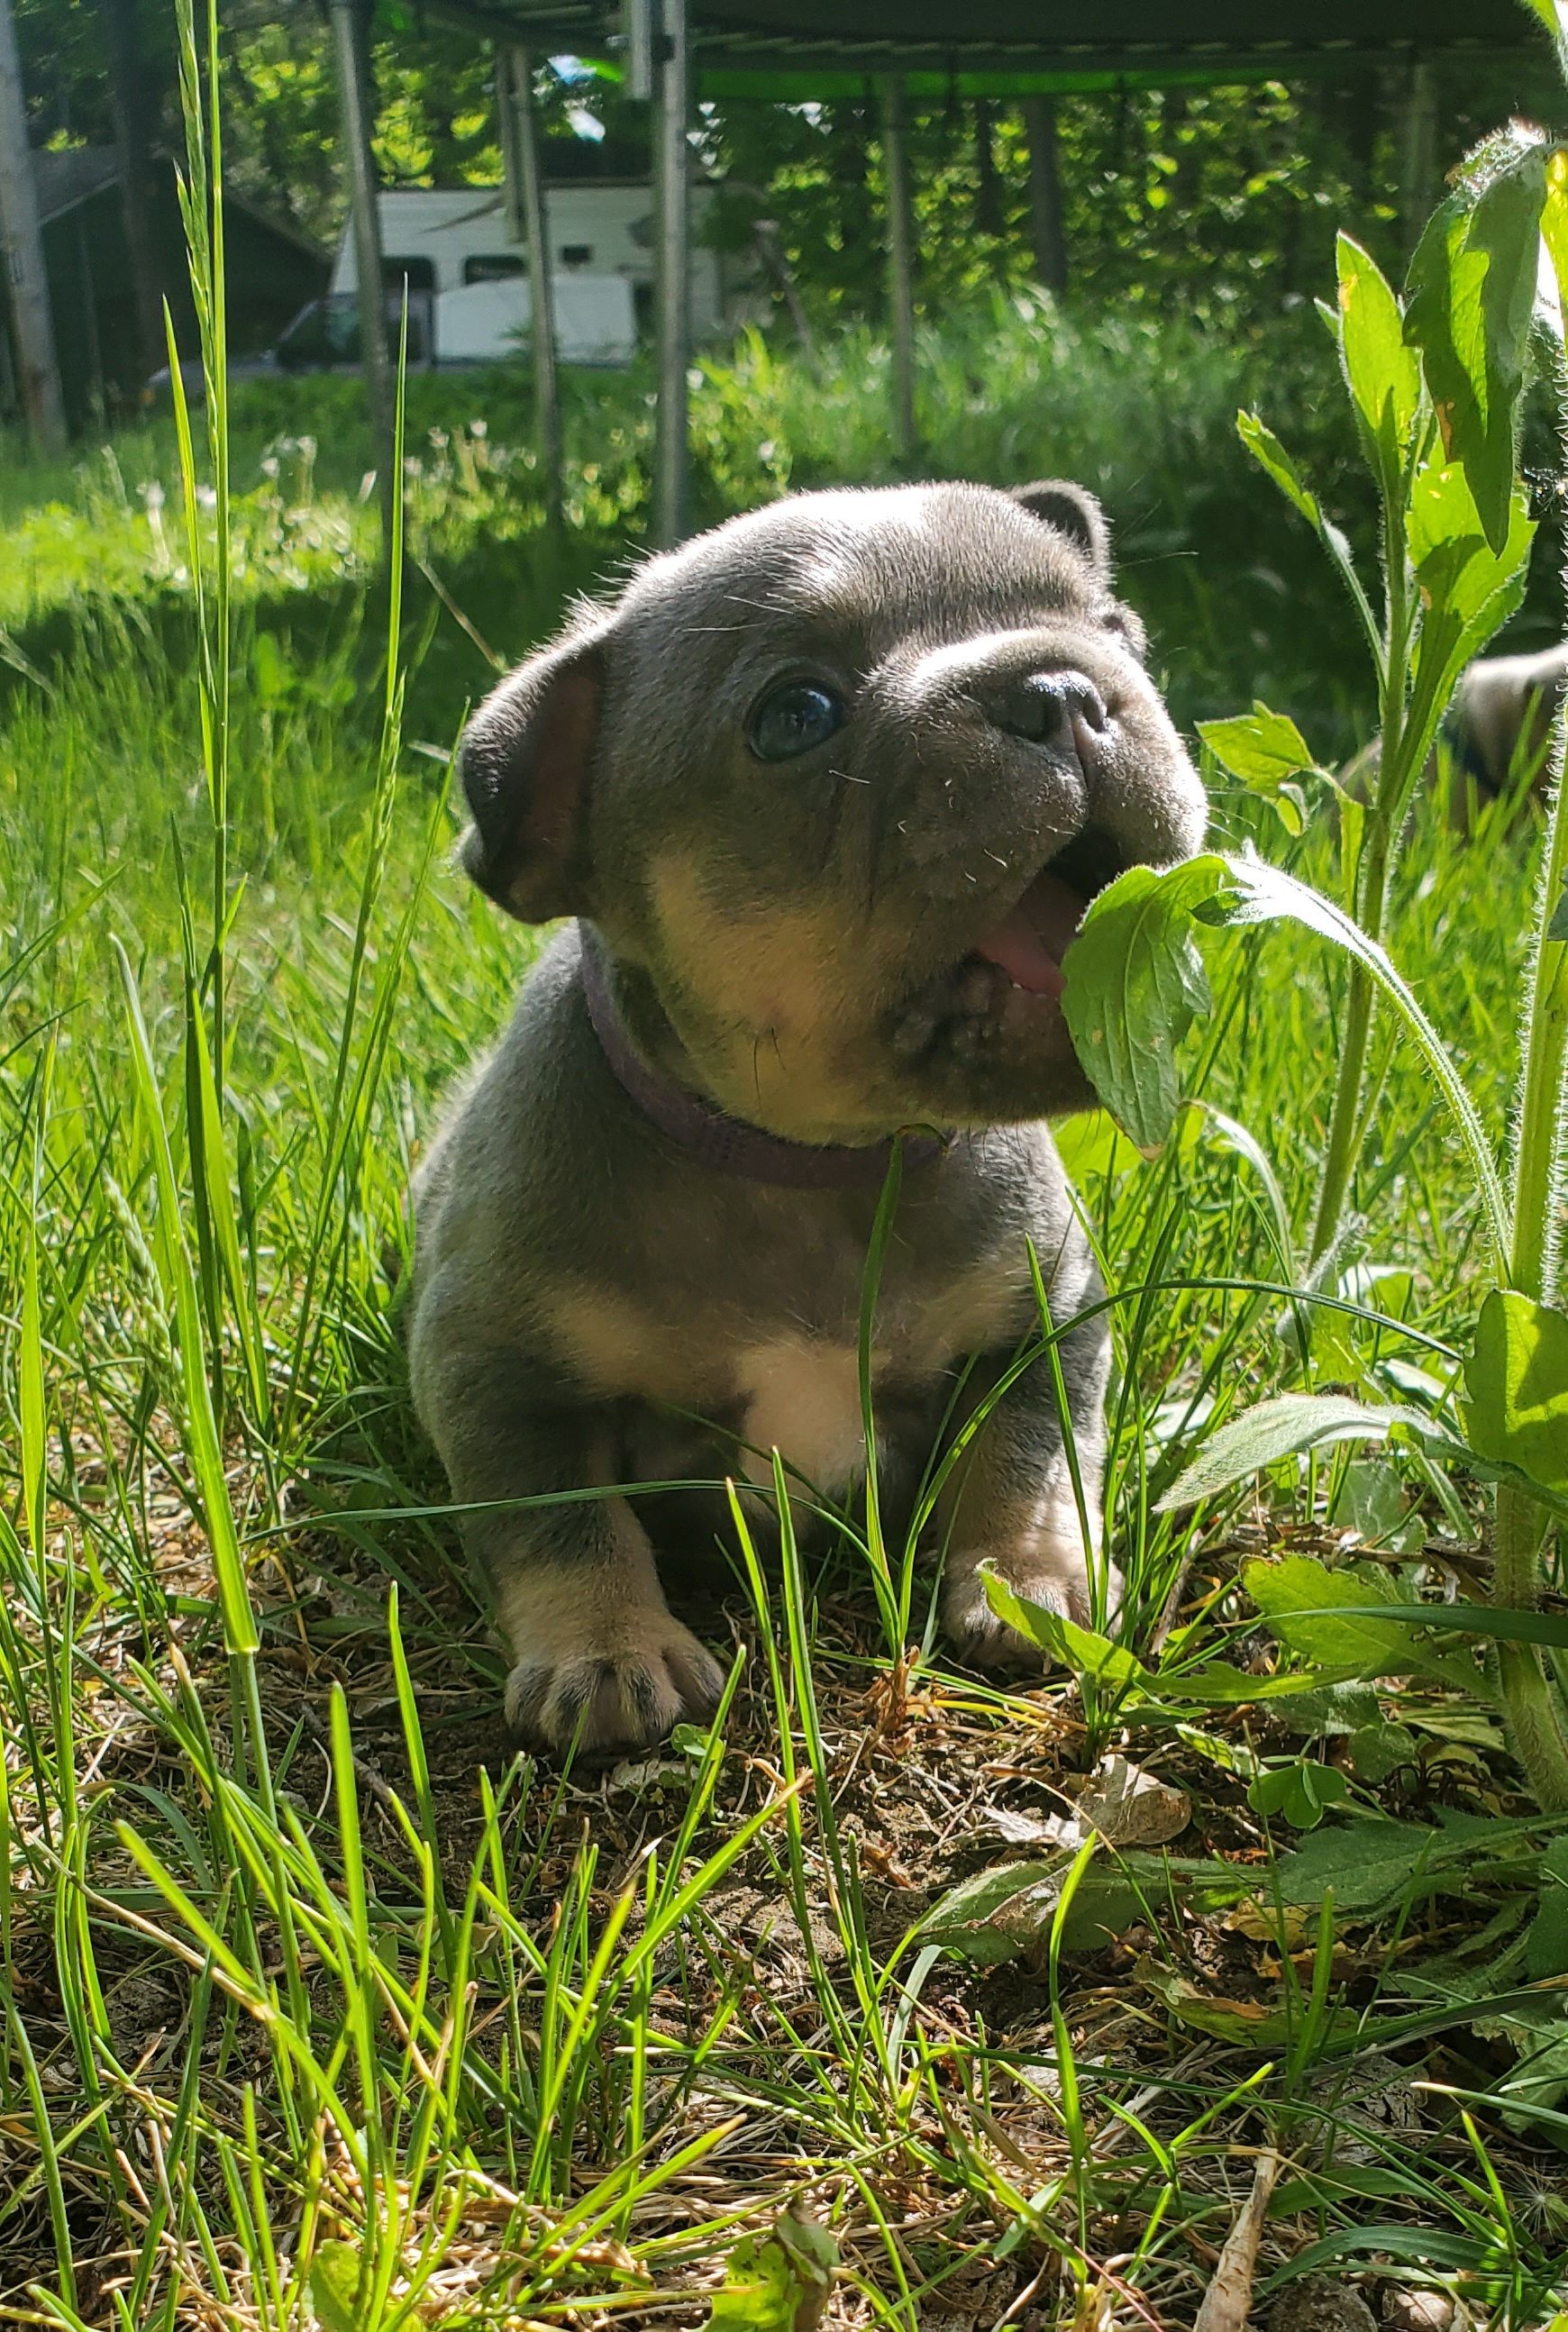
[[748, 681, 845, 761]]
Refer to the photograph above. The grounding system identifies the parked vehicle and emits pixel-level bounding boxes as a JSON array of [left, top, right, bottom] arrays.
[[150, 171, 734, 392]]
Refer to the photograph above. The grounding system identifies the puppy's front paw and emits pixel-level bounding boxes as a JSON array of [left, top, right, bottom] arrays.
[[944, 1539, 1123, 1672], [504, 1608, 725, 1760]]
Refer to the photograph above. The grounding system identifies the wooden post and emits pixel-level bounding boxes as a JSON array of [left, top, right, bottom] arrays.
[[500, 45, 563, 537], [1024, 93, 1068, 294], [1399, 57, 1438, 255], [653, 0, 690, 549], [329, 0, 396, 555], [0, 0, 66, 452], [880, 76, 916, 466]]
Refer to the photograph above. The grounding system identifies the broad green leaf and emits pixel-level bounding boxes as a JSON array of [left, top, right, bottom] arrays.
[[1520, 0, 1568, 34], [1405, 139, 1548, 551], [980, 1569, 1151, 1690], [1274, 1681, 1386, 1737], [1244, 1553, 1419, 1675], [1527, 1838, 1568, 1979], [1271, 1809, 1562, 1913], [1345, 1721, 1418, 1785], [308, 2244, 364, 2332], [1465, 1289, 1568, 1494], [1407, 468, 1536, 746], [1198, 702, 1317, 787], [1406, 462, 1534, 617], [1540, 142, 1568, 341], [1052, 1108, 1144, 1186], [918, 1853, 1143, 1962], [705, 2212, 838, 2332], [1060, 852, 1229, 1150], [1157, 1393, 1428, 1510], [1241, 1553, 1484, 1696], [1336, 232, 1420, 495], [1250, 1760, 1351, 1828]]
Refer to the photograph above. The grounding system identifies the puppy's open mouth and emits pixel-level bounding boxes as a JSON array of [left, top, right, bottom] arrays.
[[964, 825, 1126, 1001]]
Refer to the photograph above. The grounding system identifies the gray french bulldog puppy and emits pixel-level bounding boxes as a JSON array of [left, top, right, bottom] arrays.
[[408, 480, 1206, 1758]]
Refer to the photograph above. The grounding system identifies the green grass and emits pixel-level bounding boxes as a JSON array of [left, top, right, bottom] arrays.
[[4, 234, 1568, 2327], [3, 534, 1566, 2325], [11, 293, 1531, 756]]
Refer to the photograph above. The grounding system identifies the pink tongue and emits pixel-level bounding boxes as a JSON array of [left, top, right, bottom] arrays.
[[971, 870, 1088, 998]]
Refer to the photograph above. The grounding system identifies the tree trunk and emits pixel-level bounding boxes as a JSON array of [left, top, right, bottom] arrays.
[[0, 0, 66, 450], [1024, 94, 1068, 294], [973, 96, 1004, 241], [98, 0, 164, 382]]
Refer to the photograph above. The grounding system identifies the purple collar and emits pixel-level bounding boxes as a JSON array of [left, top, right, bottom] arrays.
[[578, 927, 948, 1190]]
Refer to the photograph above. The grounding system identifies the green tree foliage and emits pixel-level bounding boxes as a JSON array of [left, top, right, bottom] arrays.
[[9, 0, 1565, 318]]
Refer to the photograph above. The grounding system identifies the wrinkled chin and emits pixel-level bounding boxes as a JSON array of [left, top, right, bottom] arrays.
[[880, 955, 1099, 1130]]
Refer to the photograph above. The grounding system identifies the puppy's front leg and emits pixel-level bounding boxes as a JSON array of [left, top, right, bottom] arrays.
[[421, 1351, 725, 1757], [938, 1306, 1118, 1670]]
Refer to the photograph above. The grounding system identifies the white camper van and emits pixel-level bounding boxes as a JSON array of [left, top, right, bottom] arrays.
[[315, 181, 727, 370]]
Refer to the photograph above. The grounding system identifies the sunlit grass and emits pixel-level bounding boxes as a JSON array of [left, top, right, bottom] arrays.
[[1, 22, 1565, 2318]]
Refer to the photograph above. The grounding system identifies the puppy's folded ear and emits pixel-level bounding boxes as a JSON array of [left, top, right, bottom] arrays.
[[459, 629, 606, 922], [1011, 480, 1112, 582]]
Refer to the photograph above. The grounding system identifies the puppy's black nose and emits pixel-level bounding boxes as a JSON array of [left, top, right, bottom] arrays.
[[989, 670, 1108, 755]]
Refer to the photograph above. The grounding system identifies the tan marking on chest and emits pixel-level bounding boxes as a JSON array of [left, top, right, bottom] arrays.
[[542, 1287, 720, 1407], [738, 1340, 869, 1495]]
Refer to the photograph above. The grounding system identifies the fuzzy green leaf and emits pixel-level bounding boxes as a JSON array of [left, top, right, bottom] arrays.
[[1527, 1839, 1568, 1979], [1198, 703, 1317, 787], [1270, 1810, 1560, 1914], [308, 2244, 364, 2332], [1236, 410, 1322, 525], [1060, 853, 1230, 1150], [704, 2213, 839, 2332], [1465, 1289, 1568, 1494], [1158, 1392, 1427, 1510], [1336, 232, 1420, 494], [1241, 1554, 1484, 1696], [1404, 141, 1547, 552]]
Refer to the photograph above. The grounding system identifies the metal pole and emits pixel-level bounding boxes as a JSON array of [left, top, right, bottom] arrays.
[[1399, 57, 1438, 257], [0, 0, 66, 453], [329, 0, 396, 555], [1024, 93, 1068, 295], [503, 45, 563, 537], [880, 76, 916, 467], [653, 0, 690, 549]]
